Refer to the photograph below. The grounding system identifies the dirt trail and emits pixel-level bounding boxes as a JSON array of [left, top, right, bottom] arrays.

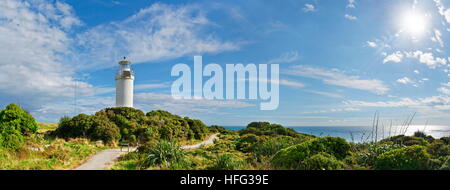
[[73, 133, 219, 170]]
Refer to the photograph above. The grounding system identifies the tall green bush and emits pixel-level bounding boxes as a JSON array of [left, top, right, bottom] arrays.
[[0, 104, 38, 135], [0, 104, 38, 149], [374, 145, 430, 170], [271, 137, 350, 169], [53, 114, 120, 144], [300, 153, 344, 170]]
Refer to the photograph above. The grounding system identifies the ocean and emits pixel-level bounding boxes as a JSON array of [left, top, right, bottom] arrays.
[[224, 125, 450, 143]]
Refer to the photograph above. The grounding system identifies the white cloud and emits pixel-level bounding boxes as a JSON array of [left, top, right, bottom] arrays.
[[445, 9, 450, 23], [304, 90, 344, 99], [0, 0, 94, 110], [344, 14, 357, 20], [267, 51, 300, 64], [414, 70, 420, 74], [347, 0, 356, 8], [301, 107, 360, 114], [431, 29, 444, 47], [405, 51, 447, 68], [397, 77, 413, 84], [286, 65, 389, 94], [134, 93, 254, 114], [135, 83, 170, 90], [383, 51, 404, 63], [76, 3, 239, 70], [438, 87, 450, 95], [385, 51, 447, 68], [367, 41, 377, 48], [279, 79, 305, 88], [303, 4, 316, 12], [345, 95, 450, 111]]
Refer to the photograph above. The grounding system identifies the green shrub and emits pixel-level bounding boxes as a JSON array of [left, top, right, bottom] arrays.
[[0, 123, 24, 149], [139, 140, 186, 169], [53, 114, 120, 144], [427, 140, 450, 158], [253, 136, 303, 159], [0, 104, 38, 135], [0, 104, 38, 149], [356, 143, 403, 167], [239, 122, 299, 137], [207, 153, 243, 170], [271, 137, 350, 169], [380, 135, 429, 146], [374, 145, 430, 170], [300, 153, 344, 170], [89, 119, 121, 143]]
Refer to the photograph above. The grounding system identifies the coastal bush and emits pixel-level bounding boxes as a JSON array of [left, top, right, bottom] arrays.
[[0, 104, 38, 135], [271, 137, 350, 169], [427, 139, 450, 158], [380, 135, 429, 146], [374, 145, 430, 170], [356, 143, 403, 167], [253, 136, 303, 159], [300, 153, 344, 170], [239, 122, 299, 137], [0, 123, 24, 150], [0, 104, 38, 149], [209, 125, 235, 135], [207, 153, 243, 170], [53, 108, 210, 144], [53, 114, 120, 144]]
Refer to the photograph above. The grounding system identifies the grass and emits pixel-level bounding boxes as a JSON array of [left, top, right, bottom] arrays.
[[37, 122, 58, 133], [0, 134, 106, 170]]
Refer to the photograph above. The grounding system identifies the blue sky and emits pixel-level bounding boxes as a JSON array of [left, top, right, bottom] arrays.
[[1, 0, 450, 127]]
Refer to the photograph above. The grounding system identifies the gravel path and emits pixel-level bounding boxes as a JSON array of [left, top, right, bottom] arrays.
[[73, 133, 219, 170], [73, 148, 135, 170], [181, 133, 219, 150]]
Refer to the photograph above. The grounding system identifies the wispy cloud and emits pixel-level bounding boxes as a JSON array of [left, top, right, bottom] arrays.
[[345, 95, 450, 110], [344, 14, 357, 20], [304, 90, 344, 99], [0, 0, 91, 109], [383, 51, 403, 63], [302, 4, 316, 13], [366, 41, 377, 48], [267, 51, 300, 64], [75, 3, 240, 70], [286, 65, 389, 94], [396, 77, 413, 84], [383, 51, 447, 68], [347, 0, 356, 8], [135, 92, 255, 114]]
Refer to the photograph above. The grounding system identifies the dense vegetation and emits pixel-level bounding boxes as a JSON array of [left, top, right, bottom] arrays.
[[0, 104, 103, 169], [0, 103, 449, 170], [52, 108, 210, 145], [115, 120, 450, 170]]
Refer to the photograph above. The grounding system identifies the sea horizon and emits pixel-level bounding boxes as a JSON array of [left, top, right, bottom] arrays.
[[223, 125, 450, 143]]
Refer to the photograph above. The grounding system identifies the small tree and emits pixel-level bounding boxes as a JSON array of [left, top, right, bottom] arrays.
[[0, 103, 38, 135], [0, 104, 38, 149]]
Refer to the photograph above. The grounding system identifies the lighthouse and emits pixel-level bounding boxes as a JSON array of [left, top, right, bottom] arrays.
[[115, 57, 134, 107]]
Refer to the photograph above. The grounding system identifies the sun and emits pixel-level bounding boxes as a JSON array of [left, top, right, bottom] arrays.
[[400, 10, 428, 38]]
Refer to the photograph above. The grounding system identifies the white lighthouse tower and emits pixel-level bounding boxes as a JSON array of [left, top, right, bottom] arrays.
[[115, 57, 134, 107]]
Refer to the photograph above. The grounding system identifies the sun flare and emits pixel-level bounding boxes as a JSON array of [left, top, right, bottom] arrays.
[[400, 10, 428, 38]]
